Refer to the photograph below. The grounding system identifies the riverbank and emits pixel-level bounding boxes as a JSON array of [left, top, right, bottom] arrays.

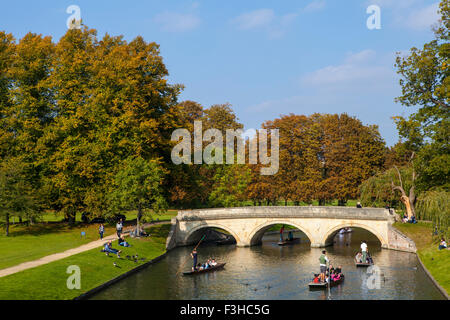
[[394, 222, 449, 297], [0, 224, 171, 300]]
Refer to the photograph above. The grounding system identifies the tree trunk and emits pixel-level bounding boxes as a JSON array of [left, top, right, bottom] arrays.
[[5, 212, 9, 236], [399, 195, 414, 220], [392, 165, 416, 220], [137, 206, 142, 238]]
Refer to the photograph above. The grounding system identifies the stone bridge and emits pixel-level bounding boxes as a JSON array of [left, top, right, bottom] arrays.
[[166, 206, 416, 252]]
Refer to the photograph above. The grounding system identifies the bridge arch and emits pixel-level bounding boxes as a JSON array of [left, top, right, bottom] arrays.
[[322, 222, 387, 247], [183, 222, 241, 246], [248, 220, 314, 246]]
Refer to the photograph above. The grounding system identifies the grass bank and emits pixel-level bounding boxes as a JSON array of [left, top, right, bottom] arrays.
[[0, 210, 177, 270], [394, 221, 450, 296], [0, 224, 171, 300]]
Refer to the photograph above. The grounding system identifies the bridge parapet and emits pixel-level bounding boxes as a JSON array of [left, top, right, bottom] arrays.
[[177, 206, 394, 222]]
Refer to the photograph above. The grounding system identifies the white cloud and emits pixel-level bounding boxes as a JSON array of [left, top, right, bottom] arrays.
[[301, 50, 393, 87], [154, 12, 201, 32], [303, 0, 326, 13], [365, 0, 440, 31], [232, 9, 298, 38], [403, 2, 440, 30], [233, 9, 275, 30]]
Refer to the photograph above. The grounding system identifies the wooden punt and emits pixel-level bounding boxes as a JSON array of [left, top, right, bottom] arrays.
[[308, 275, 345, 289], [183, 263, 226, 275], [277, 238, 300, 246], [355, 261, 374, 267], [216, 238, 236, 246]]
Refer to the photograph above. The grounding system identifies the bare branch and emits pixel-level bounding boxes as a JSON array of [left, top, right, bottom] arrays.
[[393, 165, 403, 190]]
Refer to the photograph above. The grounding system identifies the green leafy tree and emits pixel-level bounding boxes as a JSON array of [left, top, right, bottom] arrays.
[[360, 162, 417, 219], [209, 163, 251, 207], [0, 159, 39, 235], [108, 157, 167, 234], [394, 0, 449, 191], [416, 190, 449, 239]]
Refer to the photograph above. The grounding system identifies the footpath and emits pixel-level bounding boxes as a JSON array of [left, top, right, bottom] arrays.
[[0, 221, 169, 278]]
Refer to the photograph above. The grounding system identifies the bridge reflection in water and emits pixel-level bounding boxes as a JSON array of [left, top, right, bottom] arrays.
[[90, 229, 445, 300]]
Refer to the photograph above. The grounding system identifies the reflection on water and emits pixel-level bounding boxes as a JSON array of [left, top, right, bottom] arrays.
[[90, 229, 445, 300]]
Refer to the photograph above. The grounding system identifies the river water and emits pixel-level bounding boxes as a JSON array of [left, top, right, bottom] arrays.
[[91, 229, 445, 300]]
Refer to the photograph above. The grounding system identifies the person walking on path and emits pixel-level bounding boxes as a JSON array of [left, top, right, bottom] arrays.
[[116, 219, 123, 238], [99, 224, 105, 240]]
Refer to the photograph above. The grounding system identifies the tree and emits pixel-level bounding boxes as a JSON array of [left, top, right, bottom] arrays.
[[416, 190, 449, 239], [0, 159, 39, 235], [391, 163, 417, 220], [108, 157, 167, 234], [209, 164, 251, 207], [249, 113, 386, 206], [360, 162, 417, 218]]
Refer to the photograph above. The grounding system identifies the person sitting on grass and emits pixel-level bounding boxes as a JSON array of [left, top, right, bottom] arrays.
[[402, 214, 408, 223], [439, 238, 447, 250], [103, 240, 121, 258], [118, 235, 131, 247]]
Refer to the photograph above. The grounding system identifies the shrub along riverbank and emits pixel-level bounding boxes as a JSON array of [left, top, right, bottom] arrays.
[[0, 224, 171, 300], [394, 222, 450, 296]]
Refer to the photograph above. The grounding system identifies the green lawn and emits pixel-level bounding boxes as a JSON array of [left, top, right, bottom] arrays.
[[0, 224, 170, 300], [0, 223, 115, 270], [0, 209, 177, 270], [394, 221, 450, 295]]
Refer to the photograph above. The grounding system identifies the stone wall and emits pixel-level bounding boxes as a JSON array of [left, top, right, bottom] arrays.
[[387, 225, 417, 253]]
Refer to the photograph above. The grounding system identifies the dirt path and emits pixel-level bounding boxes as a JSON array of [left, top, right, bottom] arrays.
[[0, 221, 170, 278]]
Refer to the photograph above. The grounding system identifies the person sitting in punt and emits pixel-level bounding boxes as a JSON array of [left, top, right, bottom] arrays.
[[288, 231, 293, 241], [197, 263, 203, 271], [332, 271, 341, 282], [335, 265, 342, 275], [355, 252, 363, 263], [330, 270, 336, 281], [366, 251, 373, 264], [210, 259, 217, 267], [328, 264, 335, 274], [313, 275, 320, 283]]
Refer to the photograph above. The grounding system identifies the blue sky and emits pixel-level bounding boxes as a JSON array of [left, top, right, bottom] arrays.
[[0, 0, 441, 146]]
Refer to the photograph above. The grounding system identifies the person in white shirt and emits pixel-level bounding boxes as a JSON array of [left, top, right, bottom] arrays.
[[439, 238, 447, 250], [361, 241, 368, 263]]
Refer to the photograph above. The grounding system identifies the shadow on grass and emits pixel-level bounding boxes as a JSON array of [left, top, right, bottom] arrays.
[[1, 222, 107, 237]]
